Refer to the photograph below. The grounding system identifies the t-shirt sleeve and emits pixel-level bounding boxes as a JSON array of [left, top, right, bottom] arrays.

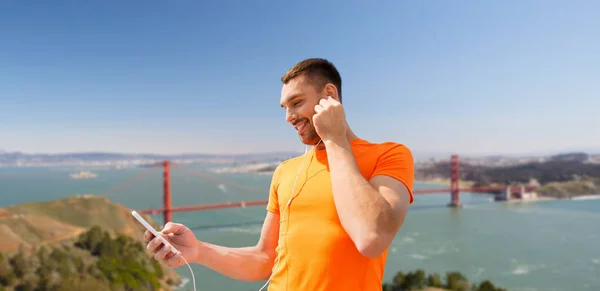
[[371, 144, 415, 204], [266, 164, 283, 214]]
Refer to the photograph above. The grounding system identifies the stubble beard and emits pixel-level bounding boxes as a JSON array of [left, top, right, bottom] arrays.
[[299, 123, 321, 146]]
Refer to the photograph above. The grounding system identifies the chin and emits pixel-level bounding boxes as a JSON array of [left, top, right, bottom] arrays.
[[299, 136, 321, 146]]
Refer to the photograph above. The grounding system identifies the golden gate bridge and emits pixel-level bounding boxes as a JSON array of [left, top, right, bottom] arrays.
[[101, 155, 536, 226]]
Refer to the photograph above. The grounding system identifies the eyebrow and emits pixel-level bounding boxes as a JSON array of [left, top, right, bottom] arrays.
[[280, 94, 302, 108]]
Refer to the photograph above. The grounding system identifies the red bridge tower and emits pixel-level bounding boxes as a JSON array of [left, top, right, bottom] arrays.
[[163, 161, 172, 226], [449, 155, 460, 207]]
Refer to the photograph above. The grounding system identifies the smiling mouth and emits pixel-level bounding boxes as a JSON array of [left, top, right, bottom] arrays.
[[294, 120, 308, 134]]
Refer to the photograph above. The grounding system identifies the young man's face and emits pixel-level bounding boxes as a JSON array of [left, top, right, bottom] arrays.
[[280, 75, 324, 146]]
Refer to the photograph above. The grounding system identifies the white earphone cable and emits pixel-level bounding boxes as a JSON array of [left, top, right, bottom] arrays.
[[258, 140, 321, 291], [162, 141, 319, 291], [180, 255, 196, 291], [173, 139, 322, 291]]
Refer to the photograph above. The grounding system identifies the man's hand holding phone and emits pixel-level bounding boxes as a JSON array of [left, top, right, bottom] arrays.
[[144, 222, 200, 268]]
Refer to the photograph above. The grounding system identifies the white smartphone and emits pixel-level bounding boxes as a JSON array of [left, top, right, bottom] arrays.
[[132, 210, 177, 254]]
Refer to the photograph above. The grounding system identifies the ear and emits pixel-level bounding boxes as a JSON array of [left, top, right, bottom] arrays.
[[324, 83, 340, 102]]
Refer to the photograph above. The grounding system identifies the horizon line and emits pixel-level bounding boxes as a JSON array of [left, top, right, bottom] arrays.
[[2, 148, 598, 158]]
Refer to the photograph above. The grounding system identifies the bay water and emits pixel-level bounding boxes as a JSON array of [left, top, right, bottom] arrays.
[[1, 165, 598, 291]]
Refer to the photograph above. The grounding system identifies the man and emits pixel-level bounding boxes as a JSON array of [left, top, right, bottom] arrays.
[[144, 58, 414, 290]]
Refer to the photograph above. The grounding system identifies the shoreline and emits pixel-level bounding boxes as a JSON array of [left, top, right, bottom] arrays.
[[206, 162, 279, 174], [416, 179, 474, 187], [505, 194, 600, 204], [569, 194, 600, 200], [505, 196, 557, 204]]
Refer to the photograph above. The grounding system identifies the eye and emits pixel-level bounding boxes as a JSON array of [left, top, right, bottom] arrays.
[[292, 100, 303, 107]]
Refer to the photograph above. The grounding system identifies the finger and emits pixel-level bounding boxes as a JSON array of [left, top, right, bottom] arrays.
[[161, 222, 183, 236], [147, 236, 165, 253], [143, 230, 155, 242], [166, 251, 181, 267], [314, 104, 324, 114], [154, 242, 173, 261], [164, 249, 176, 261], [319, 98, 330, 108], [326, 95, 339, 105], [162, 222, 175, 231]]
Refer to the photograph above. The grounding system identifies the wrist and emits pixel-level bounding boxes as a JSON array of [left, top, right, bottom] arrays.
[[324, 137, 350, 149], [192, 240, 206, 265]]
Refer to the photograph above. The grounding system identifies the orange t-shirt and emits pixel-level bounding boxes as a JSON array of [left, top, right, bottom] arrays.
[[265, 138, 414, 291]]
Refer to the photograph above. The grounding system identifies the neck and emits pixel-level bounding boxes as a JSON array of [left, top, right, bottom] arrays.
[[314, 128, 358, 151]]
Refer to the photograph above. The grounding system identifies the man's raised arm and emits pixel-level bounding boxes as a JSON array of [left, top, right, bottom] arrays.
[[324, 140, 414, 258]]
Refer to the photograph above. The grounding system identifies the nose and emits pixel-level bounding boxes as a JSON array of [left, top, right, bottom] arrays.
[[285, 108, 296, 124]]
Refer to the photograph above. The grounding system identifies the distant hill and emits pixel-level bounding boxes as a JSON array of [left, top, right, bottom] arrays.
[[417, 154, 600, 197], [0, 195, 181, 290], [548, 152, 589, 163], [0, 150, 302, 167]]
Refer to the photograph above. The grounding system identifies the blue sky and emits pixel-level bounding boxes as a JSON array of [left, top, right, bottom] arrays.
[[1, 1, 598, 156]]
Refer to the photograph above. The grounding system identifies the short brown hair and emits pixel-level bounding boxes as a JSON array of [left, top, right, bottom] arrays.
[[281, 58, 343, 103]]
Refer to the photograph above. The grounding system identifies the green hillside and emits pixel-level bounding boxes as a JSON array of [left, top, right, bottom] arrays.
[[0, 195, 181, 290], [0, 195, 164, 252]]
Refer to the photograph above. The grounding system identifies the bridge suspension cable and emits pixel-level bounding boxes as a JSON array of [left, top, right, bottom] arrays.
[[170, 162, 262, 193], [102, 164, 161, 197]]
